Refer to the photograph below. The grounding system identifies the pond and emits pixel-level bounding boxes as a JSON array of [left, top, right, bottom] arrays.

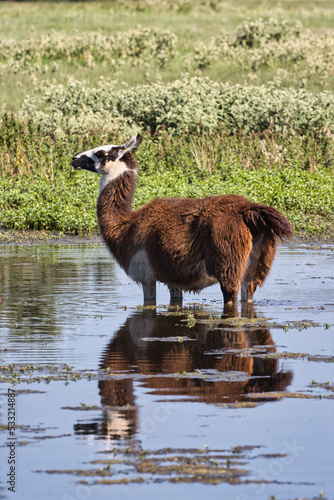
[[0, 241, 333, 500]]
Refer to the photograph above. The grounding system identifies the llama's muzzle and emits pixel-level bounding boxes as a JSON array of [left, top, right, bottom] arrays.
[[71, 154, 96, 172], [71, 155, 82, 170]]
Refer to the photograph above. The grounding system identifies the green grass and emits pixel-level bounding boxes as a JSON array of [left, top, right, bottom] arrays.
[[0, 120, 333, 237], [1, 1, 334, 111], [1, 159, 333, 237], [1, 161, 333, 237], [2, 1, 334, 41]]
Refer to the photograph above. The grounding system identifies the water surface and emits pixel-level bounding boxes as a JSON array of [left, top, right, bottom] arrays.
[[0, 241, 333, 499]]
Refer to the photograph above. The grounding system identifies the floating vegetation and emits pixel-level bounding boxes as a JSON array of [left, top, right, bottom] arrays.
[[36, 445, 265, 486], [197, 315, 273, 329], [197, 315, 323, 333], [174, 369, 250, 383], [62, 405, 136, 411], [310, 381, 334, 392], [140, 336, 196, 342], [308, 355, 334, 363], [248, 391, 334, 400], [269, 319, 322, 331], [0, 363, 96, 385], [217, 402, 260, 409]]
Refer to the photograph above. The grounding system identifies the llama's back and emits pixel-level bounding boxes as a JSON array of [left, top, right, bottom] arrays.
[[134, 193, 292, 262]]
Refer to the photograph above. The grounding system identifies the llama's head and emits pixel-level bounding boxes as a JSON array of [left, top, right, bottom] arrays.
[[71, 135, 142, 179]]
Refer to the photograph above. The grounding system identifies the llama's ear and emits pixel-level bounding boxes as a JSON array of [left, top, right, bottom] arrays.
[[117, 134, 142, 159]]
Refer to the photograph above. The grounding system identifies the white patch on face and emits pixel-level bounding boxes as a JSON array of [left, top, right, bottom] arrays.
[[74, 144, 118, 173], [127, 249, 155, 285], [98, 159, 133, 197], [77, 144, 117, 162]]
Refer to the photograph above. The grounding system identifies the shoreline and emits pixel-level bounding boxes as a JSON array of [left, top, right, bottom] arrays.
[[0, 229, 100, 246], [1, 228, 333, 247]]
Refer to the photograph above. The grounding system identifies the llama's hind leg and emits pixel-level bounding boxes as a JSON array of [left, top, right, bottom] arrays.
[[241, 237, 276, 303], [219, 259, 248, 305], [241, 243, 261, 302], [207, 234, 251, 306]]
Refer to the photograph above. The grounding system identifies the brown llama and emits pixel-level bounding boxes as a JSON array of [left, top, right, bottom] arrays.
[[71, 134, 293, 306]]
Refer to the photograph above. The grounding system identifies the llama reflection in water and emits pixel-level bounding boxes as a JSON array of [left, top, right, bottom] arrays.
[[74, 306, 292, 442]]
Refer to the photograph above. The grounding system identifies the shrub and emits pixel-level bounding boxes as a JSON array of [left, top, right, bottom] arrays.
[[233, 18, 302, 48], [0, 27, 177, 69], [17, 76, 334, 137]]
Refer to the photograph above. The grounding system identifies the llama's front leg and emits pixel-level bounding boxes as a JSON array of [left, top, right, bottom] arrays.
[[142, 282, 156, 305], [169, 286, 183, 306]]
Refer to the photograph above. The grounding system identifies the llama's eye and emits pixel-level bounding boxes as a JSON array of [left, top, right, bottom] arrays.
[[95, 150, 106, 159]]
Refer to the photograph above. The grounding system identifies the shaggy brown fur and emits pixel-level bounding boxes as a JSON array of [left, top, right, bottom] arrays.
[[72, 135, 293, 305]]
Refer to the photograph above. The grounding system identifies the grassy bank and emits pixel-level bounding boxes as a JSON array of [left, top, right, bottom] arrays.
[[1, 117, 333, 238], [0, 1, 333, 239]]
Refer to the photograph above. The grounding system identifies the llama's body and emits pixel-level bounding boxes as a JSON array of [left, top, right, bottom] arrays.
[[72, 135, 293, 305]]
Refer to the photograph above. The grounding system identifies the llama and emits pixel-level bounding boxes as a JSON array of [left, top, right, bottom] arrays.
[[71, 134, 293, 306]]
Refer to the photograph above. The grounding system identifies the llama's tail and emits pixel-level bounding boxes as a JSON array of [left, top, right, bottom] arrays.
[[242, 204, 294, 241]]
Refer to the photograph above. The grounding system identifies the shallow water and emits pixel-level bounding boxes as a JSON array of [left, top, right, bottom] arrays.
[[0, 241, 333, 500]]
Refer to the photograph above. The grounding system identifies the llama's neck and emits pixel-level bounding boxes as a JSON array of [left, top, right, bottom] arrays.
[[97, 169, 137, 269], [96, 151, 139, 268], [98, 161, 132, 198], [97, 170, 137, 224]]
